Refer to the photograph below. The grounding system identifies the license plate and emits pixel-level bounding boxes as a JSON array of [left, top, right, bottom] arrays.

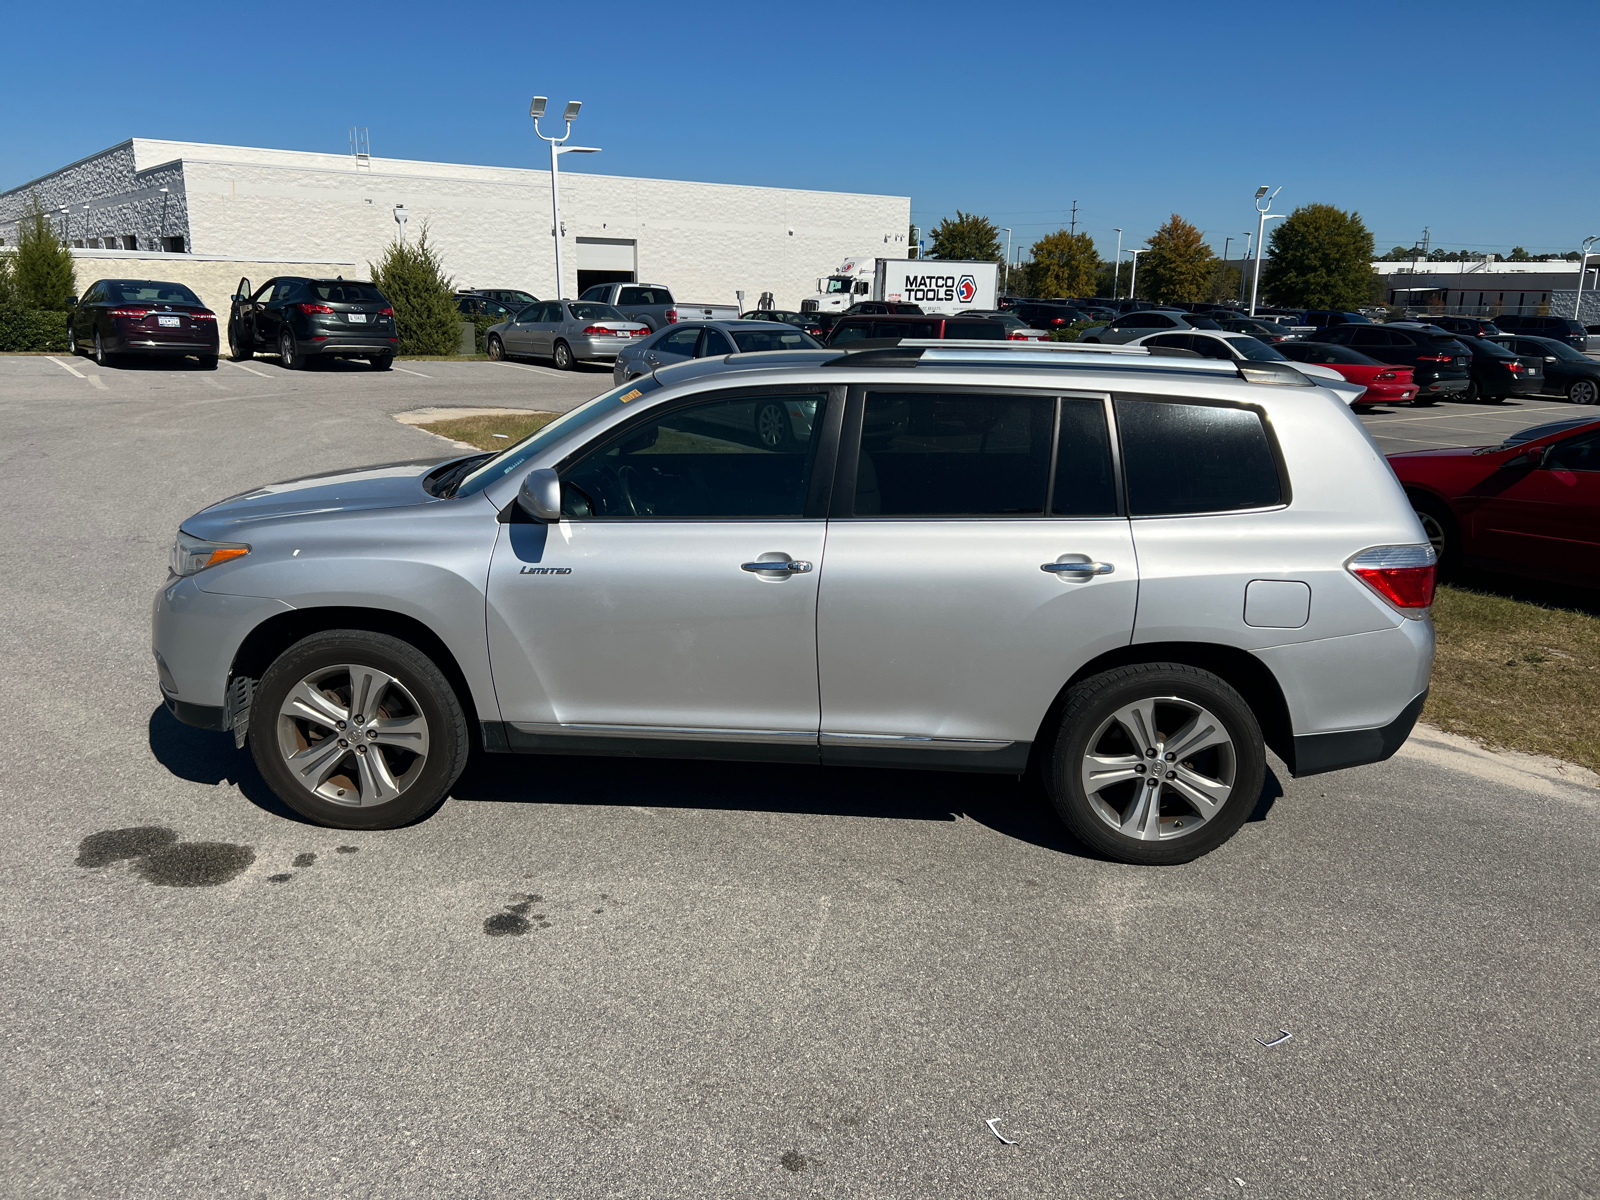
[[347, 312, 368, 323], [158, 315, 181, 328]]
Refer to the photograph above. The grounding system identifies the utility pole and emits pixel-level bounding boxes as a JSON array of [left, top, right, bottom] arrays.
[[1069, 201, 1078, 236]]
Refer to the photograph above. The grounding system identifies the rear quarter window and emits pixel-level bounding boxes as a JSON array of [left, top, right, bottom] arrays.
[[1115, 398, 1284, 516]]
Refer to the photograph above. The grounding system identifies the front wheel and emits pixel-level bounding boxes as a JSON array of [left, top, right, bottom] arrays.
[[229, 323, 253, 361], [1408, 490, 1459, 576], [1044, 664, 1265, 865], [250, 630, 469, 830], [552, 340, 574, 370], [1569, 378, 1598, 405], [67, 325, 78, 356]]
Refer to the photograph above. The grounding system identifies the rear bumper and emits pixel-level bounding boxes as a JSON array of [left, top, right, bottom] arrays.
[[111, 336, 218, 354], [570, 337, 626, 361], [1291, 690, 1427, 776], [1419, 377, 1469, 393], [304, 336, 397, 357]]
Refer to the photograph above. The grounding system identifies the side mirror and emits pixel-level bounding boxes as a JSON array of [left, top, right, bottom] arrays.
[[1504, 446, 1548, 470], [516, 468, 562, 522], [67, 295, 78, 307]]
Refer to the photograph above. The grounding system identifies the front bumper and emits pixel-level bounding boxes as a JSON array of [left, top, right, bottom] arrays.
[[152, 575, 293, 717]]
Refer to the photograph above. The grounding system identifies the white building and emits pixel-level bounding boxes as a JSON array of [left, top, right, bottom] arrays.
[[0, 138, 911, 313]]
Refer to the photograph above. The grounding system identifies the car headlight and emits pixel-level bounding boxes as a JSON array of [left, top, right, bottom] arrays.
[[170, 530, 250, 577]]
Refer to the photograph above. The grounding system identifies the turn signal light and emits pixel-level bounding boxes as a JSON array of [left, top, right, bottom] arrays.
[[296, 302, 335, 315], [1348, 545, 1436, 615]]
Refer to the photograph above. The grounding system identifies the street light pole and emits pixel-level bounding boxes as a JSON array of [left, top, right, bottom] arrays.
[[1574, 234, 1599, 325], [1001, 227, 1012, 295], [530, 97, 600, 300], [1249, 185, 1282, 317], [393, 205, 409, 244], [1127, 248, 1149, 301], [1112, 228, 1123, 300]]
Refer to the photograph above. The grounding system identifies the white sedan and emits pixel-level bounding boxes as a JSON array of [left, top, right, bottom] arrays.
[[1127, 330, 1368, 405]]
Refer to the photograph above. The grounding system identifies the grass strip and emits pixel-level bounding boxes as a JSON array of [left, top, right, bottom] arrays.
[[416, 411, 561, 451], [1425, 584, 1600, 772]]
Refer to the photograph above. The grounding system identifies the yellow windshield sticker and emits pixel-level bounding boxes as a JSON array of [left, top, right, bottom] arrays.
[[619, 388, 642, 403]]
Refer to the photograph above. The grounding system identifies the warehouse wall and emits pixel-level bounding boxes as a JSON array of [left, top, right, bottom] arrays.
[[66, 250, 358, 322]]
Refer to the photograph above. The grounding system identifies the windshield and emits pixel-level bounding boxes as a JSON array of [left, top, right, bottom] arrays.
[[1224, 335, 1286, 362], [730, 328, 821, 352], [105, 280, 202, 305], [568, 303, 625, 322], [454, 376, 663, 497], [824, 277, 853, 295]]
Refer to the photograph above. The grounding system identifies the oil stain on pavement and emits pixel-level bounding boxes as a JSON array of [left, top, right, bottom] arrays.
[[484, 893, 552, 936], [75, 826, 255, 887]]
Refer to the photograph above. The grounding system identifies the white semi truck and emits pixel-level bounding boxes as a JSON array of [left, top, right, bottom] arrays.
[[805, 257, 1000, 315]]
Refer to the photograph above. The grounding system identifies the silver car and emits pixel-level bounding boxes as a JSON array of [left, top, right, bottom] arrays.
[[1125, 330, 1369, 405], [612, 320, 821, 385], [153, 342, 1434, 866], [485, 300, 647, 370], [1078, 309, 1219, 345]]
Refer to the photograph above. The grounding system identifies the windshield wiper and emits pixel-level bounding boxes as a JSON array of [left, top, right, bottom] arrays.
[[428, 453, 494, 499]]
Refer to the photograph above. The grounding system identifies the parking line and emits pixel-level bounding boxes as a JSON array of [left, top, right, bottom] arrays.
[[44, 357, 86, 379], [393, 366, 432, 378], [496, 361, 554, 374], [86, 375, 107, 391], [229, 362, 271, 378]]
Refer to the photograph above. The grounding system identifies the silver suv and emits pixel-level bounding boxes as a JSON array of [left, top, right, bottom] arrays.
[[152, 343, 1435, 865]]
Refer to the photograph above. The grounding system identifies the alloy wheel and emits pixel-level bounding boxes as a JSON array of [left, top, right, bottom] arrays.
[[94, 332, 106, 365], [1416, 509, 1448, 558], [67, 327, 77, 355], [1078, 696, 1237, 841], [274, 663, 430, 808], [1571, 379, 1598, 405], [280, 331, 295, 368], [755, 402, 790, 447]]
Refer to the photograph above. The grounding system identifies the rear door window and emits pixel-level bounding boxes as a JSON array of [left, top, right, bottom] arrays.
[[1115, 398, 1283, 516], [943, 320, 1006, 339], [1052, 400, 1118, 517], [854, 393, 1055, 516], [829, 320, 873, 344], [657, 327, 702, 357]]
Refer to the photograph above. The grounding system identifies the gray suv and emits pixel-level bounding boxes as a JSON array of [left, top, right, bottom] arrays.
[[153, 343, 1435, 865]]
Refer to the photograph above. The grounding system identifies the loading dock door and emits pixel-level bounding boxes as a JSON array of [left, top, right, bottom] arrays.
[[577, 237, 636, 295]]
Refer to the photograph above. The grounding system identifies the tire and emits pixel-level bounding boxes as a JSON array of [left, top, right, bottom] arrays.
[[250, 629, 469, 831], [1568, 378, 1598, 405], [199, 356, 219, 371], [93, 331, 117, 368], [486, 335, 505, 362], [228, 322, 253, 361], [1462, 378, 1480, 403], [552, 340, 574, 371], [1408, 490, 1459, 577], [754, 400, 793, 448], [279, 329, 305, 370], [369, 355, 393, 371], [1043, 664, 1265, 866], [1412, 393, 1438, 406], [67, 325, 79, 356]]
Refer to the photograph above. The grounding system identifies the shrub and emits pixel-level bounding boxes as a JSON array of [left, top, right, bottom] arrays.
[[12, 195, 76, 311], [369, 225, 460, 356], [0, 307, 69, 352]]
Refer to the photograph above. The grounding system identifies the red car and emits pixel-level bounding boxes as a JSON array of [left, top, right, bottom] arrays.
[[1387, 417, 1600, 587], [1276, 340, 1418, 406]]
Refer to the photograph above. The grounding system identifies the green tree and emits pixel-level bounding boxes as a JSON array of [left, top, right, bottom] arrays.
[[928, 211, 1003, 263], [11, 195, 76, 311], [369, 225, 460, 356], [1206, 262, 1242, 304], [1260, 203, 1377, 310], [1139, 214, 1216, 304], [1507, 246, 1531, 262], [1026, 229, 1099, 298]]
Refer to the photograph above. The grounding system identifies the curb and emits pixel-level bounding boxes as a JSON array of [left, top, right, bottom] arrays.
[[1396, 722, 1599, 803]]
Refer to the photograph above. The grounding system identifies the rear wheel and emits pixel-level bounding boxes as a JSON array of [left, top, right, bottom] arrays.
[[1408, 490, 1459, 577], [93, 331, 117, 368], [279, 329, 305, 370], [1412, 392, 1438, 406], [552, 340, 574, 370], [486, 335, 505, 361], [369, 354, 393, 371], [250, 630, 469, 830], [754, 400, 793, 448], [1462, 378, 1481, 403], [199, 355, 219, 371], [1569, 378, 1598, 405], [228, 322, 253, 361], [1044, 664, 1265, 866]]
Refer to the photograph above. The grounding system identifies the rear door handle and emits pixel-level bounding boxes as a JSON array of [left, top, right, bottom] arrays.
[[742, 560, 813, 573], [1042, 561, 1114, 575]]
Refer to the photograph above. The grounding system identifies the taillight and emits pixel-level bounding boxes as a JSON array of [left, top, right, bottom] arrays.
[[665, 309, 679, 324], [296, 302, 334, 315], [191, 311, 216, 322], [1506, 361, 1525, 372], [1348, 545, 1436, 615], [109, 308, 150, 319], [1415, 354, 1451, 363], [582, 325, 618, 336], [378, 307, 394, 317], [1008, 332, 1029, 340], [1374, 370, 1396, 381], [630, 327, 648, 337]]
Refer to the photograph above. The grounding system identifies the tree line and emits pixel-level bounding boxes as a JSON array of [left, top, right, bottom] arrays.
[[923, 204, 1387, 310]]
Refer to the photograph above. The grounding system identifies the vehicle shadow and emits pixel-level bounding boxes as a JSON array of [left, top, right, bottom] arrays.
[[145, 706, 316, 824], [1446, 569, 1600, 616], [94, 354, 217, 371], [449, 747, 1287, 861]]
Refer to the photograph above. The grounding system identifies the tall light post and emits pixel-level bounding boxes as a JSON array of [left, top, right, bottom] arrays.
[[1127, 248, 1149, 301], [1111, 228, 1123, 300], [58, 205, 69, 242], [394, 204, 409, 244], [1574, 234, 1600, 324], [530, 97, 600, 300], [1249, 185, 1283, 316], [1001, 227, 1012, 294]]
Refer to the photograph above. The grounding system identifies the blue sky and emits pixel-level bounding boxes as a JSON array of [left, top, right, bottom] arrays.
[[6, 0, 1596, 259]]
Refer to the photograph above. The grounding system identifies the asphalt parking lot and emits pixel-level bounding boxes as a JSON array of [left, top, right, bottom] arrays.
[[3, 354, 1598, 1199]]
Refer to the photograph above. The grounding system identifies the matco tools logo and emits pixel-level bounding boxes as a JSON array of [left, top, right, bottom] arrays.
[[956, 275, 977, 304]]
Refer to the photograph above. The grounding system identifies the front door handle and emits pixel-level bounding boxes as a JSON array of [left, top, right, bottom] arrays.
[[1042, 560, 1114, 575], [742, 560, 813, 574]]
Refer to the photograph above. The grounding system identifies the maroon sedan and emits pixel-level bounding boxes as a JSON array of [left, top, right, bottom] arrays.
[[1388, 417, 1600, 587], [66, 278, 219, 369]]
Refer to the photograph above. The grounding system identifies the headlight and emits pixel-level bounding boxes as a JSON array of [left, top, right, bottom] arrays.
[[170, 531, 250, 577]]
